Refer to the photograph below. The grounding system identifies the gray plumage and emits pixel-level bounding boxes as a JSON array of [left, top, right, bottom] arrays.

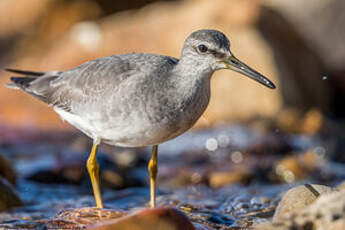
[[6, 29, 275, 147]]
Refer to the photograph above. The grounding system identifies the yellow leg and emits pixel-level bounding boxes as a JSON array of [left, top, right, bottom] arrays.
[[87, 142, 104, 208], [148, 145, 158, 208]]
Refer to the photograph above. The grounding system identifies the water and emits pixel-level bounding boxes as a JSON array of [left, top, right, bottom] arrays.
[[0, 124, 344, 229]]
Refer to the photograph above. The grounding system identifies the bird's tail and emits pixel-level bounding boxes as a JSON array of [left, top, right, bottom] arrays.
[[4, 68, 46, 90]]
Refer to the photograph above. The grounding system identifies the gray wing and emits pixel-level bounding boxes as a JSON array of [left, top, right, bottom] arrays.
[[7, 54, 179, 113]]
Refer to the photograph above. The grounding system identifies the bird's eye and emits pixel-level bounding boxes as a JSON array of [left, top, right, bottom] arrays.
[[198, 44, 208, 53]]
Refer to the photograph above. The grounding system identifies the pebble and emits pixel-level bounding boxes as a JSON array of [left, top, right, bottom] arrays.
[[88, 207, 195, 230]]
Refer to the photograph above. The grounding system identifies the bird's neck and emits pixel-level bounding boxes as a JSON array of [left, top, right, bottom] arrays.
[[173, 57, 214, 83], [168, 59, 213, 116], [170, 57, 214, 97]]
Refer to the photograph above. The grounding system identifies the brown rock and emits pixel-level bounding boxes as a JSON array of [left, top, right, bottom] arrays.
[[274, 151, 321, 183], [300, 109, 323, 134], [275, 108, 303, 133], [273, 184, 336, 222], [0, 154, 16, 185], [209, 168, 252, 188], [0, 177, 22, 211], [275, 108, 324, 134], [88, 207, 195, 230]]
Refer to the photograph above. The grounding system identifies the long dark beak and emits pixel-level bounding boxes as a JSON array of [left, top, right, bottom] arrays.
[[223, 55, 276, 89]]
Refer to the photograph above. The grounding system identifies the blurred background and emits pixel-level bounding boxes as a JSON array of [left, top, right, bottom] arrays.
[[1, 0, 345, 228], [0, 0, 344, 129]]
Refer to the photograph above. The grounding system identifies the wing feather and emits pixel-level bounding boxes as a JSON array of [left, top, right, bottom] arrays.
[[6, 54, 178, 114]]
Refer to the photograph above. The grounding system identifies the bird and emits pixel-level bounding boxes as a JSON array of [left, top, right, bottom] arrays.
[[5, 29, 275, 209]]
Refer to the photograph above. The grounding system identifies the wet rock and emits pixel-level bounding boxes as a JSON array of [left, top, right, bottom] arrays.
[[47, 207, 127, 229], [0, 177, 22, 211], [88, 207, 195, 230], [273, 184, 336, 222], [0, 154, 16, 185], [178, 201, 237, 228]]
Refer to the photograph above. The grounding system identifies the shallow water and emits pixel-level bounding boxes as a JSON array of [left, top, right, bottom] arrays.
[[0, 124, 344, 229]]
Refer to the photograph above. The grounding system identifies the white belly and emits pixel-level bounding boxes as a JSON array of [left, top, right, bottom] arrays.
[[54, 107, 188, 147]]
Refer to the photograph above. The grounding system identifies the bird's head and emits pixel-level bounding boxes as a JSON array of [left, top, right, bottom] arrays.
[[181, 29, 275, 89]]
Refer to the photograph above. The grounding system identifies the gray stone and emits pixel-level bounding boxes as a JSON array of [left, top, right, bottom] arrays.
[[293, 189, 345, 230], [255, 186, 345, 230], [273, 184, 336, 222]]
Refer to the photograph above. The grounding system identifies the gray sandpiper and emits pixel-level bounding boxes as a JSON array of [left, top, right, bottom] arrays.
[[5, 29, 275, 208]]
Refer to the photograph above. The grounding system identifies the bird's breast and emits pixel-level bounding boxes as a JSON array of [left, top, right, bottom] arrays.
[[145, 77, 211, 138]]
